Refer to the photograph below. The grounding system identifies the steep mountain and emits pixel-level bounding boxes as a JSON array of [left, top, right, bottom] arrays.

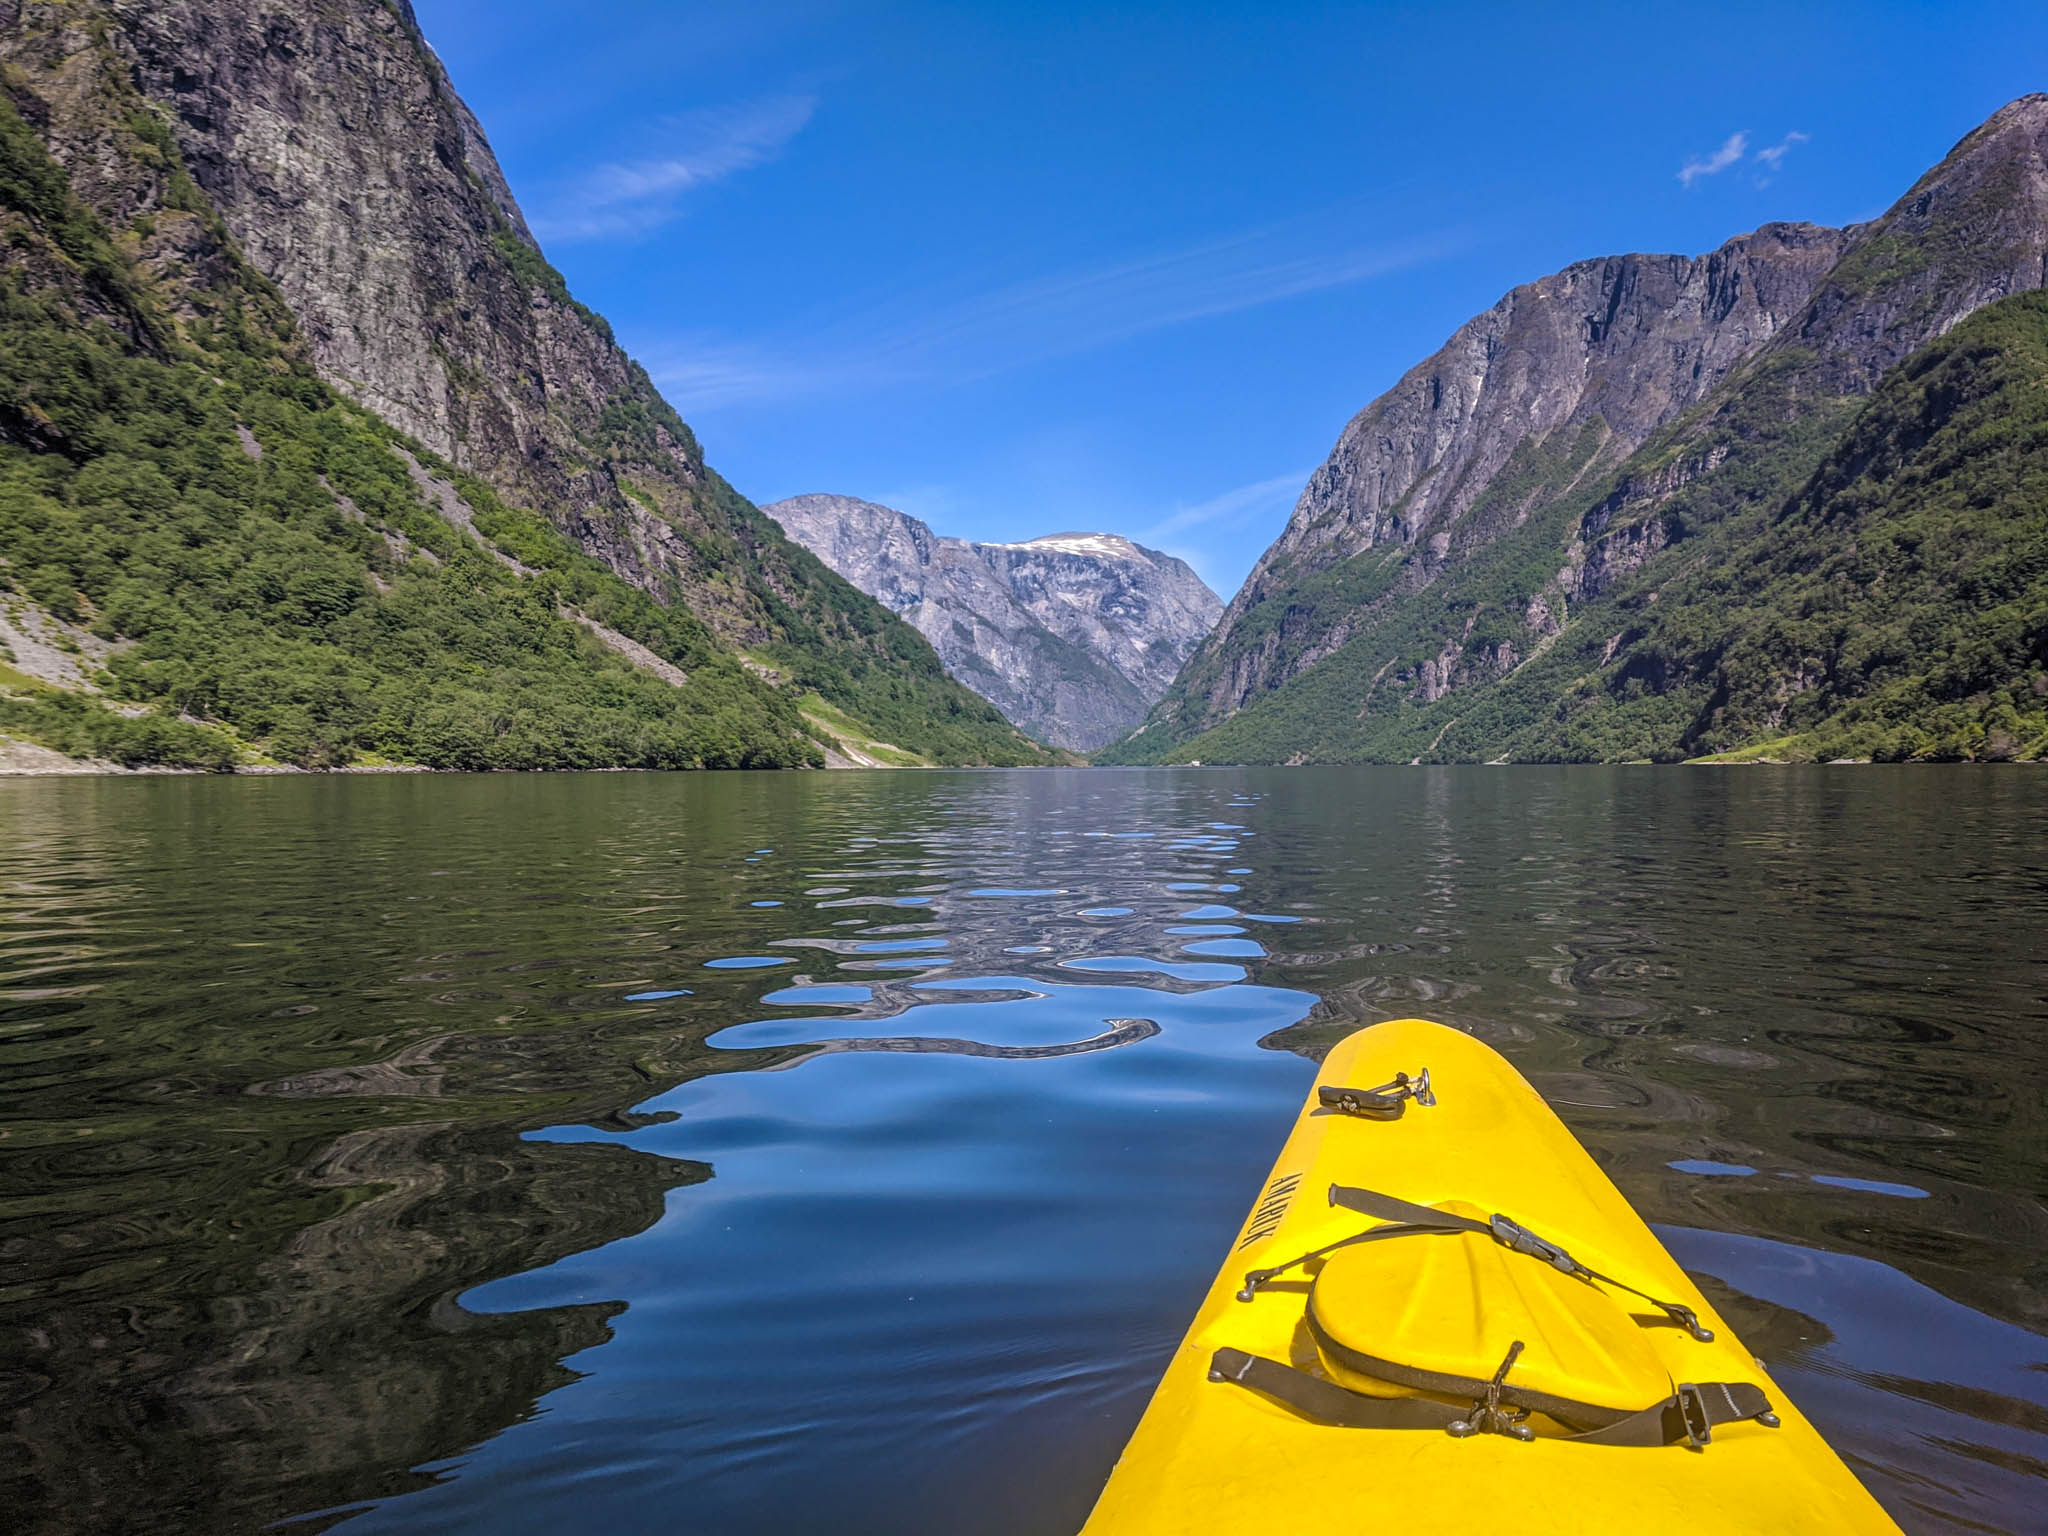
[[0, 0, 1049, 769], [1107, 95, 2048, 765], [765, 494, 1222, 752]]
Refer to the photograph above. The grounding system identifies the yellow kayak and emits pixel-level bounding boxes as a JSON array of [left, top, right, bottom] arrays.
[[1081, 1019, 1903, 1535]]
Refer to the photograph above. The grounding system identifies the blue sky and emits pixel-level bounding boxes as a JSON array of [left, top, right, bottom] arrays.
[[414, 0, 2048, 599]]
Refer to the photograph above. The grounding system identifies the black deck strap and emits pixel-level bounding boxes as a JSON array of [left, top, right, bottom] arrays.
[[1235, 1184, 1487, 1300], [1207, 1349, 1464, 1430], [1327, 1184, 1490, 1232], [1565, 1381, 1776, 1450], [1318, 1068, 1434, 1120], [1327, 1185, 1716, 1342], [1236, 1221, 1443, 1300], [1209, 1348, 1777, 1448]]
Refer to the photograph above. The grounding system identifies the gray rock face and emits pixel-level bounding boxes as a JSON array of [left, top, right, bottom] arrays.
[[100, 0, 529, 464], [55, 0, 672, 551], [764, 496, 1222, 752], [1183, 222, 1855, 725], [1272, 225, 1852, 571]]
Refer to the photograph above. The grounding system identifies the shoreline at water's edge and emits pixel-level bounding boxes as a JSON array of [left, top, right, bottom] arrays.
[[13, 734, 2043, 776], [0, 743, 433, 775], [0, 733, 1038, 775], [13, 758, 2047, 778]]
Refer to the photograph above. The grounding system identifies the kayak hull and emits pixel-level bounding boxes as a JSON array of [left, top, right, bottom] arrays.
[[1080, 1019, 1903, 1535]]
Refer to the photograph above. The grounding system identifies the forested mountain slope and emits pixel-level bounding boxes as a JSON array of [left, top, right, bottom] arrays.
[[766, 494, 1221, 752], [0, 0, 1047, 769], [1107, 95, 2048, 765]]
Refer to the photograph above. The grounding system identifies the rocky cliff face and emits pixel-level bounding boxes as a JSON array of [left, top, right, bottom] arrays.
[[39, 0, 752, 629], [765, 495, 1222, 752], [1112, 95, 2048, 765], [0, 0, 1048, 767], [1161, 222, 1855, 734], [1260, 225, 1852, 580]]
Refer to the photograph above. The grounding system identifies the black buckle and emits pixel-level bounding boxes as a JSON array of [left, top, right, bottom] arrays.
[[1319, 1068, 1435, 1120], [1488, 1213, 1579, 1275], [1675, 1383, 1713, 1450]]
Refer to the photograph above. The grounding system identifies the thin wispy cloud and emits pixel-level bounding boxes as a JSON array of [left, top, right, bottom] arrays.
[[1678, 131, 1749, 187], [1142, 469, 1313, 543], [1677, 129, 1813, 189], [530, 94, 816, 242], [872, 231, 1446, 373], [641, 214, 1460, 410], [634, 338, 868, 413], [1751, 130, 1810, 186], [1754, 130, 1809, 171]]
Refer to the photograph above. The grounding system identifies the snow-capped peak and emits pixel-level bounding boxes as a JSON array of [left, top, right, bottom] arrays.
[[998, 533, 1142, 560]]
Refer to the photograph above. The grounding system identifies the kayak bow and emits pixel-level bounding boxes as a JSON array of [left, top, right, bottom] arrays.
[[1081, 1018, 1903, 1535]]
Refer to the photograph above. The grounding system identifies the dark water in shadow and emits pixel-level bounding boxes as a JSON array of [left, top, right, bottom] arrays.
[[1, 767, 2043, 1534]]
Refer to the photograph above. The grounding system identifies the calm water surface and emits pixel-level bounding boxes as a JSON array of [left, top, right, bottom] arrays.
[[2, 768, 2044, 1534]]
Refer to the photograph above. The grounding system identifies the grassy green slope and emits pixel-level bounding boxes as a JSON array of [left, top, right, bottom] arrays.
[[1665, 290, 2048, 762], [1133, 294, 2048, 765]]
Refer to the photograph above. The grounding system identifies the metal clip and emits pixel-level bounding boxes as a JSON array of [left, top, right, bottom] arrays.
[[1662, 1302, 1715, 1343], [1207, 1351, 1256, 1385], [1449, 1340, 1535, 1442], [1447, 1405, 1534, 1441], [1675, 1383, 1714, 1450]]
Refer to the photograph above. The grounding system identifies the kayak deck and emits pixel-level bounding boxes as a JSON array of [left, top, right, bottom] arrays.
[[1081, 1019, 1902, 1535]]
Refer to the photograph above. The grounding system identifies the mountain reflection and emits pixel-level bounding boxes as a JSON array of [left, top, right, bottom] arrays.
[[0, 771, 1260, 1533], [7, 1119, 703, 1532]]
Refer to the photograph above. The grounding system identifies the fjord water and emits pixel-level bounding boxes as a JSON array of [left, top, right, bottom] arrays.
[[2, 770, 2044, 1535]]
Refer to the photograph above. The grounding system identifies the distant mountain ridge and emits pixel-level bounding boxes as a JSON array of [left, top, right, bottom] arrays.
[[1107, 95, 2048, 766], [764, 495, 1222, 752]]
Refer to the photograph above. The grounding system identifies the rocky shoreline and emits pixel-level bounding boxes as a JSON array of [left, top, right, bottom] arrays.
[[0, 736, 442, 776]]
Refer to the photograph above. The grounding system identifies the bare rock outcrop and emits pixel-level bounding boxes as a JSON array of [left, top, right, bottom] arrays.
[[766, 495, 1221, 752]]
